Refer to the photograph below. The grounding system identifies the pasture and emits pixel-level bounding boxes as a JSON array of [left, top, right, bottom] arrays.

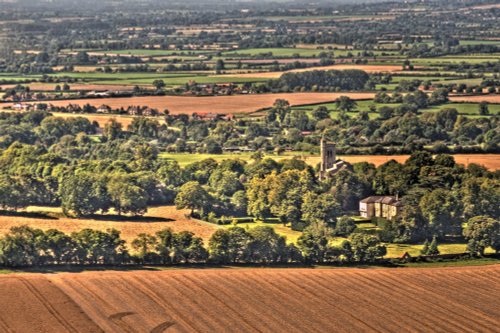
[[88, 49, 209, 56], [222, 47, 331, 57]]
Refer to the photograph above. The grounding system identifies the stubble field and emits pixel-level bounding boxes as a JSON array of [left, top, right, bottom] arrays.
[[4, 92, 375, 115], [0, 206, 216, 245], [449, 95, 500, 103], [0, 265, 498, 332]]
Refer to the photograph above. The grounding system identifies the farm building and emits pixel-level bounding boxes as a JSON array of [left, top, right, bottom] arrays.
[[359, 196, 403, 220]]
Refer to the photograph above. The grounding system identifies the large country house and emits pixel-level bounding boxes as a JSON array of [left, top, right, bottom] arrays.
[[359, 196, 403, 220]]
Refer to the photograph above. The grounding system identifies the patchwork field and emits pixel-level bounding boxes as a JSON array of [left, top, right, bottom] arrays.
[[0, 265, 498, 332], [3, 92, 375, 115]]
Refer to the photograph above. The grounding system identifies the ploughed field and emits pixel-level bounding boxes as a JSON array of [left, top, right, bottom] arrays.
[[0, 265, 499, 332]]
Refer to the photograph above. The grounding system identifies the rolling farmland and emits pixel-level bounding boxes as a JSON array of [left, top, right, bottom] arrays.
[[3, 92, 375, 115], [0, 206, 215, 246], [160, 153, 500, 170], [0, 265, 498, 332]]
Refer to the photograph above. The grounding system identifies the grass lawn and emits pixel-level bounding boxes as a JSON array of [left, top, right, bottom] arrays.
[[385, 243, 467, 258], [219, 220, 303, 244], [159, 152, 301, 167], [160, 152, 254, 166]]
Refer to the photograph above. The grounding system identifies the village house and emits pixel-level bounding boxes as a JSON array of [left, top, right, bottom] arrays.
[[359, 196, 403, 221], [97, 104, 112, 113], [127, 106, 142, 115], [11, 103, 33, 111], [142, 107, 158, 116]]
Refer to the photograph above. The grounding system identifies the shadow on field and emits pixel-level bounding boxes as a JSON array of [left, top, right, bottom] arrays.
[[86, 215, 175, 223], [0, 210, 59, 220], [2, 262, 405, 275]]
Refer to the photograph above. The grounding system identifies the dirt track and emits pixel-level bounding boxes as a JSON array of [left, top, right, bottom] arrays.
[[0, 265, 498, 332]]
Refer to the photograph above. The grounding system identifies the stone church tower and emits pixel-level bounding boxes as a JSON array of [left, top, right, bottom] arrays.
[[319, 139, 336, 180]]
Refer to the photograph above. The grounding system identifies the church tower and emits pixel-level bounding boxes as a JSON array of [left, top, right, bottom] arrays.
[[319, 139, 336, 180]]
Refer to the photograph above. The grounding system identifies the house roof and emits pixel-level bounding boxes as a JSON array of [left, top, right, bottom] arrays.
[[360, 196, 401, 206]]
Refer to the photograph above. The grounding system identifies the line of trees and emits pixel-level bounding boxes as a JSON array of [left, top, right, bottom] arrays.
[[263, 69, 371, 92], [0, 224, 389, 267], [1, 213, 497, 268]]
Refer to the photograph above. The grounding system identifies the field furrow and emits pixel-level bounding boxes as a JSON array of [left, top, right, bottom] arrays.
[[0, 266, 498, 333]]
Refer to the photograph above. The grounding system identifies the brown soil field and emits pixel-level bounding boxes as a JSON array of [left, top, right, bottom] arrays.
[[289, 154, 499, 170], [0, 265, 498, 332], [3, 92, 375, 115], [449, 95, 500, 103], [0, 206, 216, 246]]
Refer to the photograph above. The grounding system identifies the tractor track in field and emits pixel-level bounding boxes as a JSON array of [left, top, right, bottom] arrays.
[[0, 265, 498, 333]]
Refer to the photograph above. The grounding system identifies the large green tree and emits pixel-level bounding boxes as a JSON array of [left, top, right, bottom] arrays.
[[463, 216, 500, 256]]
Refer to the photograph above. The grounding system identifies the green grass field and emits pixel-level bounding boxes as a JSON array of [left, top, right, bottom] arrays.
[[258, 14, 387, 22], [89, 49, 209, 56], [219, 220, 303, 244], [410, 56, 500, 65], [159, 152, 304, 167], [47, 71, 267, 86], [0, 73, 42, 82], [459, 40, 500, 46], [223, 48, 332, 57], [292, 99, 499, 117], [423, 103, 500, 115], [51, 72, 194, 80]]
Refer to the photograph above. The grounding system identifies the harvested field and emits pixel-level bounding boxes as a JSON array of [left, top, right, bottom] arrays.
[[310, 154, 500, 170], [0, 206, 217, 246], [0, 110, 159, 128], [219, 65, 409, 79], [0, 83, 138, 91], [0, 265, 499, 332], [449, 94, 500, 103], [50, 112, 163, 128], [161, 153, 500, 170], [3, 92, 375, 115]]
